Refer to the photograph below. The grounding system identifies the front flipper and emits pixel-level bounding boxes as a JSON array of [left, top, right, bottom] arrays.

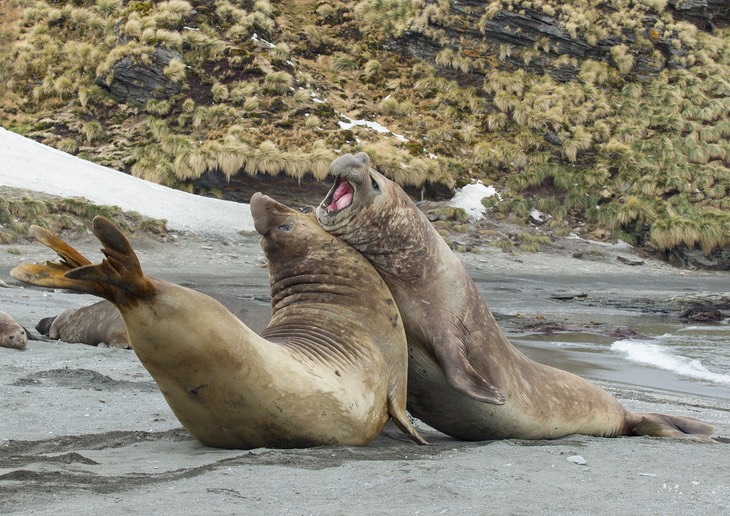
[[387, 383, 428, 445], [437, 340, 505, 405]]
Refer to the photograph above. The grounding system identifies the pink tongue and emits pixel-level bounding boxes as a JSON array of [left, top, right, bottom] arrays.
[[328, 182, 353, 212]]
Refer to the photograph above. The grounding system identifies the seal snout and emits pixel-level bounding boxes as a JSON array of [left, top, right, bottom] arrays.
[[251, 192, 298, 235]]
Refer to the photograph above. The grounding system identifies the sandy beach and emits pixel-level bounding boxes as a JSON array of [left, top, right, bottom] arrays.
[[1, 221, 729, 515]]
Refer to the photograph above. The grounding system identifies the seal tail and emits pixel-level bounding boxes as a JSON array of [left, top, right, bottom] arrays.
[[11, 217, 155, 304], [626, 412, 716, 443]]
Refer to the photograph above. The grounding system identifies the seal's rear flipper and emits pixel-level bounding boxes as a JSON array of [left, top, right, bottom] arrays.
[[10, 226, 108, 296], [439, 341, 506, 405], [65, 217, 155, 303], [11, 217, 155, 303], [627, 412, 715, 442], [31, 225, 92, 269]]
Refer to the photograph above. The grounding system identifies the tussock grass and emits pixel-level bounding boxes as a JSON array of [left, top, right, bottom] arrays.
[[0, 191, 168, 242], [1, 0, 728, 258]]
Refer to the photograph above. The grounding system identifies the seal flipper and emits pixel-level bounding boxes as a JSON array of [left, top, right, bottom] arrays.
[[386, 384, 429, 445], [437, 340, 506, 405], [64, 217, 155, 303], [626, 412, 715, 442], [10, 226, 108, 297], [11, 217, 154, 303]]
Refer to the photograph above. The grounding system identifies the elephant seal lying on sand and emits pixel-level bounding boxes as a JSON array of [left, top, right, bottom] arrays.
[[317, 152, 715, 442], [36, 300, 129, 348], [0, 309, 28, 350], [11, 197, 425, 449]]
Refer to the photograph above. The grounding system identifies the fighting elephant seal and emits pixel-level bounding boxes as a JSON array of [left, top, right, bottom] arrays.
[[11, 201, 425, 449], [37, 300, 129, 348], [317, 152, 715, 442], [0, 310, 28, 350]]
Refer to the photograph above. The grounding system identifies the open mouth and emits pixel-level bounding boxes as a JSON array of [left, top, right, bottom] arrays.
[[323, 177, 354, 214]]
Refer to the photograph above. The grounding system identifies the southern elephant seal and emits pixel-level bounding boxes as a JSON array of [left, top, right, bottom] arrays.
[[0, 309, 28, 350], [37, 300, 129, 348], [11, 204, 425, 449], [316, 152, 715, 442]]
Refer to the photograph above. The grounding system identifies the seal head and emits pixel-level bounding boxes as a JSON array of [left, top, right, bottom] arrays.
[[0, 310, 28, 350], [319, 153, 506, 406]]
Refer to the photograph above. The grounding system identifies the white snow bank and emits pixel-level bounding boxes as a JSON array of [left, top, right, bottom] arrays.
[[448, 182, 499, 221], [0, 127, 254, 236]]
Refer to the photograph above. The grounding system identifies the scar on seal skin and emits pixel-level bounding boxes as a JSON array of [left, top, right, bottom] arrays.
[[11, 205, 425, 449], [317, 152, 715, 443]]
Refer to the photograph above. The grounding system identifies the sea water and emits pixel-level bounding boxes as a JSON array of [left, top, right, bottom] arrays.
[[510, 321, 730, 401]]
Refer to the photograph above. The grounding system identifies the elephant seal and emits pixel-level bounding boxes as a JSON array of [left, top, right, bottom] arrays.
[[12, 203, 425, 449], [37, 300, 129, 348], [316, 152, 715, 441], [0, 310, 28, 350]]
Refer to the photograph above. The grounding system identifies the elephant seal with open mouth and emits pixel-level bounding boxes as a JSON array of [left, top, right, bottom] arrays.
[[317, 152, 714, 442]]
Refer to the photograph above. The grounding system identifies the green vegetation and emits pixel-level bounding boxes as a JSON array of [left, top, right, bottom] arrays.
[[0, 191, 168, 242], [0, 0, 728, 260]]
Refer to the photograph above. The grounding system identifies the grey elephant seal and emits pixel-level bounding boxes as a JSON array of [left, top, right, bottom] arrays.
[[12, 203, 425, 449], [37, 300, 129, 348], [0, 310, 28, 350], [317, 152, 715, 441]]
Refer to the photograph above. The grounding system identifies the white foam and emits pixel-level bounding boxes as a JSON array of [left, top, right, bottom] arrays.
[[611, 339, 730, 385]]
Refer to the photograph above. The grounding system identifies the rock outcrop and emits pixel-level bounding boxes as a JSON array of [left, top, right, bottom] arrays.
[[96, 47, 182, 107], [399, 1, 725, 83]]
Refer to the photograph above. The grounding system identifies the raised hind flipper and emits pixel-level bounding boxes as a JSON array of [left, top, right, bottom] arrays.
[[31, 225, 92, 269], [11, 217, 154, 302], [10, 225, 108, 295], [65, 217, 155, 302], [627, 412, 716, 443]]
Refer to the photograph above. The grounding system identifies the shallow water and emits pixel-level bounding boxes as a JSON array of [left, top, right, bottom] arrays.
[[510, 319, 730, 402]]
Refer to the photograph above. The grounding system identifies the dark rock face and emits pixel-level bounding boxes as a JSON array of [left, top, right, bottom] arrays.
[[673, 293, 730, 322], [96, 47, 182, 107], [669, 246, 730, 270], [399, 2, 722, 83], [668, 0, 730, 29]]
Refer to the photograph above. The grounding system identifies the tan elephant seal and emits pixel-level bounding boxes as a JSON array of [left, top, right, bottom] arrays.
[[37, 300, 129, 348], [0, 310, 28, 350], [12, 202, 425, 449], [316, 152, 715, 442]]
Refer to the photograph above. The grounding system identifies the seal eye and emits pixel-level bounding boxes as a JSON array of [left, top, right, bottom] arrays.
[[277, 223, 293, 232], [371, 178, 379, 190]]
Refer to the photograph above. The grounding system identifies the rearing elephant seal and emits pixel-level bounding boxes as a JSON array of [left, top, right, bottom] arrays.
[[11, 202, 425, 449], [317, 152, 715, 441], [0, 309, 28, 350]]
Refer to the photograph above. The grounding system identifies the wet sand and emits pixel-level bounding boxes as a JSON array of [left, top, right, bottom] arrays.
[[1, 229, 729, 514]]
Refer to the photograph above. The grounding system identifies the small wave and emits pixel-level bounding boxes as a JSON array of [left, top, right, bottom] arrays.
[[611, 340, 730, 385], [678, 325, 730, 332]]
